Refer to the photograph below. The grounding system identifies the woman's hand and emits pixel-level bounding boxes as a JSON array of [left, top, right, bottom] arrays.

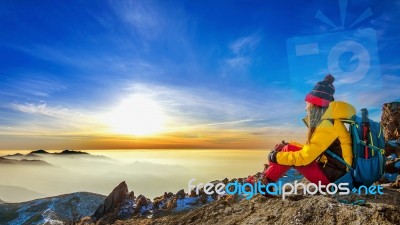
[[274, 140, 288, 151]]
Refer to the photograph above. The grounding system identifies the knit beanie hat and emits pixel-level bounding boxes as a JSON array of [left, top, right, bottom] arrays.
[[305, 74, 335, 107]]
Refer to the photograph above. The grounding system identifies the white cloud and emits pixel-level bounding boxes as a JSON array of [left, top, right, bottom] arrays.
[[222, 32, 262, 71], [2, 76, 66, 98], [230, 33, 261, 55], [10, 102, 70, 118], [110, 0, 168, 40], [226, 56, 251, 68], [5, 102, 107, 136]]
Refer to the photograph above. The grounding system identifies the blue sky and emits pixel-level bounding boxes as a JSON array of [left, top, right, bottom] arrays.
[[0, 0, 399, 149]]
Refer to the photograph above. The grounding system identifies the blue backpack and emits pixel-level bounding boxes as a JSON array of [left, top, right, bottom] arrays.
[[326, 108, 386, 188]]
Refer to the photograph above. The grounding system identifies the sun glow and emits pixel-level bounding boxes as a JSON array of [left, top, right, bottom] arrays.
[[105, 95, 166, 136]]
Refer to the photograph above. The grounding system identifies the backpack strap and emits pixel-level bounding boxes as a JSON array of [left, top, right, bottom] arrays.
[[325, 149, 354, 171], [339, 119, 385, 153]]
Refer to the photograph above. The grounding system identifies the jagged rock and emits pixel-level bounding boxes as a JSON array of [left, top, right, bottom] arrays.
[[175, 189, 185, 200], [87, 181, 138, 224], [153, 198, 163, 210], [134, 195, 149, 214], [92, 181, 129, 220], [381, 102, 400, 141], [164, 192, 173, 199], [136, 195, 148, 208], [166, 198, 177, 210], [190, 190, 198, 197], [197, 190, 208, 204]]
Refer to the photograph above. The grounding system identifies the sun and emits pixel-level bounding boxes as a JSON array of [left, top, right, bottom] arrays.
[[105, 95, 166, 136]]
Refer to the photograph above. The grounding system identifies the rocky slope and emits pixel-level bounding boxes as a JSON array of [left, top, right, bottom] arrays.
[[116, 189, 400, 225], [78, 170, 400, 225], [0, 192, 105, 224]]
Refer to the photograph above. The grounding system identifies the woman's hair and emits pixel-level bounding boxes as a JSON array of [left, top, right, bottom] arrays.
[[306, 102, 327, 143]]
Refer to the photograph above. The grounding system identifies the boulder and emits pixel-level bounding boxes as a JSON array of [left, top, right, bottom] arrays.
[[166, 198, 177, 210], [164, 192, 173, 199], [134, 195, 149, 214], [175, 189, 185, 200]]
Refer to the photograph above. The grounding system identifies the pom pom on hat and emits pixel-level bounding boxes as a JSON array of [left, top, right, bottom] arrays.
[[305, 74, 335, 107], [324, 74, 335, 84]]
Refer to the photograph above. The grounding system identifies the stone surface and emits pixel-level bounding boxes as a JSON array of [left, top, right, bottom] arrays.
[[115, 190, 400, 225], [92, 181, 129, 220], [381, 102, 400, 141]]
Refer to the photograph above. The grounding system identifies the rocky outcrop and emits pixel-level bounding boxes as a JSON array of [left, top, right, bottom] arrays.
[[89, 181, 134, 224], [81, 181, 155, 224], [382, 102, 400, 141]]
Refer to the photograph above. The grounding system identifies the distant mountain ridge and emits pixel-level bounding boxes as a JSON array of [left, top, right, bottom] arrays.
[[30, 149, 49, 154], [1, 149, 111, 162], [30, 149, 89, 155]]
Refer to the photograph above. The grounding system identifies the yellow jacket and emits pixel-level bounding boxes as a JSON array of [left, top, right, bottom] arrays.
[[276, 101, 356, 167]]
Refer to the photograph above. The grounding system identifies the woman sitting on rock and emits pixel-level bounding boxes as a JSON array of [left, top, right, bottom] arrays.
[[264, 75, 355, 185]]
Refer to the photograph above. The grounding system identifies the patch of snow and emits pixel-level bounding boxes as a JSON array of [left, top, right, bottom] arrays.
[[7, 192, 104, 225], [118, 199, 136, 219], [383, 173, 399, 182], [387, 140, 400, 147], [175, 197, 199, 212], [394, 161, 400, 169], [40, 198, 64, 225], [207, 196, 214, 203], [9, 199, 47, 225]]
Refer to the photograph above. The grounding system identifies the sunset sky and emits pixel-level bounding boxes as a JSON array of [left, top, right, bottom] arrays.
[[0, 0, 399, 150]]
